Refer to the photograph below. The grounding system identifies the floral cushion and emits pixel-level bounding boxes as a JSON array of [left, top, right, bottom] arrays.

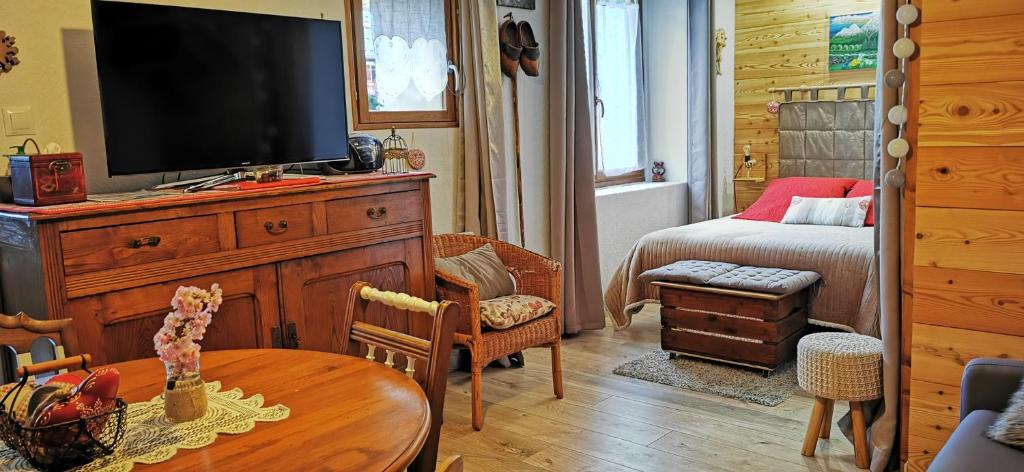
[[479, 295, 555, 330]]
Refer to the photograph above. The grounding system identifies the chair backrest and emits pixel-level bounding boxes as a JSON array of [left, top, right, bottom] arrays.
[[0, 312, 79, 384], [438, 455, 463, 472], [340, 282, 458, 472]]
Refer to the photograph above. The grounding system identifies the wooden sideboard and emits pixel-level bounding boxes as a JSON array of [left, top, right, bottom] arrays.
[[0, 173, 436, 365]]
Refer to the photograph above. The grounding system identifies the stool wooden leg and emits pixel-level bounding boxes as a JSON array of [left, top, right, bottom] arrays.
[[802, 396, 827, 457], [851, 401, 870, 469], [819, 399, 834, 439]]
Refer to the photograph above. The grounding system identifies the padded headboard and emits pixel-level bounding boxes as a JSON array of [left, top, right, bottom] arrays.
[[778, 95, 874, 179]]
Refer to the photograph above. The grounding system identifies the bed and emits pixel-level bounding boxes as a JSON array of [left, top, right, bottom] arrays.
[[604, 215, 878, 336]]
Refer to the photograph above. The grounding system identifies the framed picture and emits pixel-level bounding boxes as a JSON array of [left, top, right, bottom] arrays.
[[497, 0, 536, 10], [828, 12, 879, 72]]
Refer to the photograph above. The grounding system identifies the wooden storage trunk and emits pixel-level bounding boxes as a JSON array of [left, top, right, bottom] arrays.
[[653, 281, 809, 370]]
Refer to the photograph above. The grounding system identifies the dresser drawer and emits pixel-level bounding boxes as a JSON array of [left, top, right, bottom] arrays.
[[326, 191, 423, 234], [61, 215, 221, 276], [235, 203, 315, 248]]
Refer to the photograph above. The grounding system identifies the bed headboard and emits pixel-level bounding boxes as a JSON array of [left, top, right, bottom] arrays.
[[776, 85, 875, 179]]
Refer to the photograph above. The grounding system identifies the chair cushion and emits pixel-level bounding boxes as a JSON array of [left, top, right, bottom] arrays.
[[435, 243, 516, 300], [931, 410, 1024, 471], [479, 295, 555, 330]]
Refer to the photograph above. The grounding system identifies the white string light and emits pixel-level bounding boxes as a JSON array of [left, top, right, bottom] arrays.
[[883, 0, 917, 189]]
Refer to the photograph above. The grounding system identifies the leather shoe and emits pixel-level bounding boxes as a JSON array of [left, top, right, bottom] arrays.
[[518, 21, 540, 77], [499, 19, 522, 79]]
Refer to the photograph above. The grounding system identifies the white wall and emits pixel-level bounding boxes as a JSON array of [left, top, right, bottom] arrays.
[[643, 0, 687, 183], [497, 3, 550, 254], [596, 182, 687, 289], [714, 0, 736, 216], [0, 0, 552, 251]]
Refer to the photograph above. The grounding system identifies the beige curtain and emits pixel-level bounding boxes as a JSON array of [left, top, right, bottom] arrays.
[[549, 0, 605, 334], [455, 0, 508, 239]]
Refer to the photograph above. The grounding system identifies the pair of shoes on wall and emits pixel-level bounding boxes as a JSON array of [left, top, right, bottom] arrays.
[[499, 19, 540, 79]]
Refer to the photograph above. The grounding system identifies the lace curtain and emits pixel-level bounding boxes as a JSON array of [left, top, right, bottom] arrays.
[[365, 0, 449, 110], [594, 0, 646, 177]]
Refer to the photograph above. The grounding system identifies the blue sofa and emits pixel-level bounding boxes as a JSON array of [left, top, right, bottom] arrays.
[[929, 358, 1024, 471]]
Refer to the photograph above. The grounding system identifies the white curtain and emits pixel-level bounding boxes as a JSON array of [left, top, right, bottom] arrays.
[[365, 0, 449, 110], [595, 0, 645, 177]]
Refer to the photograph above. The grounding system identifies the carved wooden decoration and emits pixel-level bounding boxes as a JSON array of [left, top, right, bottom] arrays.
[[0, 31, 19, 74]]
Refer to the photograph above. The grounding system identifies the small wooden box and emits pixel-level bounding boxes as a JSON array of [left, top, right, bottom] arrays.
[[654, 281, 808, 370], [10, 153, 87, 206]]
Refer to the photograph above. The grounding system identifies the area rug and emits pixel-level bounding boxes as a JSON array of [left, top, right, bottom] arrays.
[[612, 350, 798, 406]]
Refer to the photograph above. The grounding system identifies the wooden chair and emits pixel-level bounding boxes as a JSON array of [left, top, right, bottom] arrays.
[[0, 312, 80, 383], [438, 455, 463, 472], [340, 282, 459, 472], [432, 234, 564, 431]]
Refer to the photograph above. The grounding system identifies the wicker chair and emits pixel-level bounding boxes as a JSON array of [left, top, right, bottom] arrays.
[[432, 234, 564, 431]]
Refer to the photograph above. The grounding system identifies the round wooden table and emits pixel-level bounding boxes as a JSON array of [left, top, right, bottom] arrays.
[[108, 349, 430, 471]]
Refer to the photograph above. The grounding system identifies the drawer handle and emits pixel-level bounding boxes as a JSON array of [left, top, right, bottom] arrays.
[[128, 236, 161, 249], [264, 220, 289, 235], [367, 207, 388, 220]]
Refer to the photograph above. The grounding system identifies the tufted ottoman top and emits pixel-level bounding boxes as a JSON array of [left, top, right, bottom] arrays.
[[797, 332, 883, 401], [639, 260, 739, 285], [707, 266, 820, 294], [640, 260, 820, 295]]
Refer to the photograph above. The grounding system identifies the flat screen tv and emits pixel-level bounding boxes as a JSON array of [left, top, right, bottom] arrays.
[[91, 1, 350, 176]]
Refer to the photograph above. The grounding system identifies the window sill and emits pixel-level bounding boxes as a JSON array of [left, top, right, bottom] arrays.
[[595, 180, 685, 198]]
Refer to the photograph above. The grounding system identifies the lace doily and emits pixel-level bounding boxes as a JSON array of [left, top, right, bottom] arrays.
[[0, 381, 289, 471]]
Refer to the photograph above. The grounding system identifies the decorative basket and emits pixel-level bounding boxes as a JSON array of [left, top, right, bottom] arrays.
[[0, 355, 127, 471]]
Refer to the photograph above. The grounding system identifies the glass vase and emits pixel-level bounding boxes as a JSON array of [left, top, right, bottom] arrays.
[[163, 361, 208, 423]]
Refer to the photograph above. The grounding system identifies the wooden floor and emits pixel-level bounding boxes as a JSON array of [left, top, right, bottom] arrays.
[[437, 307, 863, 472]]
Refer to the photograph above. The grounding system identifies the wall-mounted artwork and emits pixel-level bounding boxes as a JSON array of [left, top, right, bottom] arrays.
[[497, 0, 536, 10], [828, 12, 879, 72]]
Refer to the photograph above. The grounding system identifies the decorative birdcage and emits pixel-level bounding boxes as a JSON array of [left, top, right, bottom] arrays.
[[381, 128, 410, 175]]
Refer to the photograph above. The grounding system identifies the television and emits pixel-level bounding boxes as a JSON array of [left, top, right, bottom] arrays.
[[91, 1, 350, 176]]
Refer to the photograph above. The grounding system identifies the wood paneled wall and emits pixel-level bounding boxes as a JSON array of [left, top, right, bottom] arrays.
[[733, 0, 878, 210], [904, 1, 1024, 470]]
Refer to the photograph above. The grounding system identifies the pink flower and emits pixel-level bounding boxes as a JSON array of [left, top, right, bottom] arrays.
[[156, 283, 222, 379]]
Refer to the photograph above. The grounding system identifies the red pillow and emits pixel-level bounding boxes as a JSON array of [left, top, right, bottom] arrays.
[[736, 177, 858, 222], [846, 180, 875, 226]]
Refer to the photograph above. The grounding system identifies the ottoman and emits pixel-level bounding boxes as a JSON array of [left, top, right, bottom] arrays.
[[797, 332, 883, 469]]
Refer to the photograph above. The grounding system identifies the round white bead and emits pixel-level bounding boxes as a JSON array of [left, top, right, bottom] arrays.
[[893, 38, 916, 59], [887, 138, 910, 158], [888, 105, 909, 125], [896, 4, 919, 25]]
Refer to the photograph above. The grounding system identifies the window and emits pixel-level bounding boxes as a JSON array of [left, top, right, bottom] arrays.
[[593, 0, 647, 187], [348, 0, 459, 130]]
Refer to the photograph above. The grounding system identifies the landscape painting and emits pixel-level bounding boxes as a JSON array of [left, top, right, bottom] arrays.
[[497, 0, 536, 9], [828, 12, 879, 72]]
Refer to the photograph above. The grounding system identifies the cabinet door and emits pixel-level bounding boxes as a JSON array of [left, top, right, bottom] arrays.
[[66, 265, 280, 365], [278, 239, 428, 353]]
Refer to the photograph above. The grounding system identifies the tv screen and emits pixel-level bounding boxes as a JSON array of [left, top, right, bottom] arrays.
[[92, 1, 350, 176]]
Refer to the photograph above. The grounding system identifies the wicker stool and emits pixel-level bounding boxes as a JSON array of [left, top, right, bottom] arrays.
[[797, 332, 883, 469]]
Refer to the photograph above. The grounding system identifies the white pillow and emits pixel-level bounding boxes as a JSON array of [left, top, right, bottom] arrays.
[[780, 196, 871, 227]]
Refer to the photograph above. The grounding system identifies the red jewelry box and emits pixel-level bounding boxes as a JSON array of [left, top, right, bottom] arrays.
[[10, 153, 88, 206]]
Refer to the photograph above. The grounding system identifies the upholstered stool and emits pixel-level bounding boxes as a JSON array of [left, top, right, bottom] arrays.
[[797, 332, 883, 469]]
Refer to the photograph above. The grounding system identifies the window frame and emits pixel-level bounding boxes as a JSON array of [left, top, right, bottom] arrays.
[[591, 0, 647, 187], [346, 0, 461, 130]]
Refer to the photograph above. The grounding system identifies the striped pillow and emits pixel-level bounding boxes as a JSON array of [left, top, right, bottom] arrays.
[[780, 196, 871, 227]]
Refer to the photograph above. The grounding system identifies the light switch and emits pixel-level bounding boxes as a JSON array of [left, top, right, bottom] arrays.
[[2, 106, 35, 136]]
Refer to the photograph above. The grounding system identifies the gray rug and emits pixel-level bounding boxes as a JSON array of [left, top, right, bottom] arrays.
[[612, 350, 798, 406]]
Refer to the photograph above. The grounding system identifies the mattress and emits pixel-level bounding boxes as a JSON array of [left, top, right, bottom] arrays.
[[604, 216, 878, 336]]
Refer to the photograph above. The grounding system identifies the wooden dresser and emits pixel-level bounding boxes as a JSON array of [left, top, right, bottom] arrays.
[[0, 173, 436, 365]]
